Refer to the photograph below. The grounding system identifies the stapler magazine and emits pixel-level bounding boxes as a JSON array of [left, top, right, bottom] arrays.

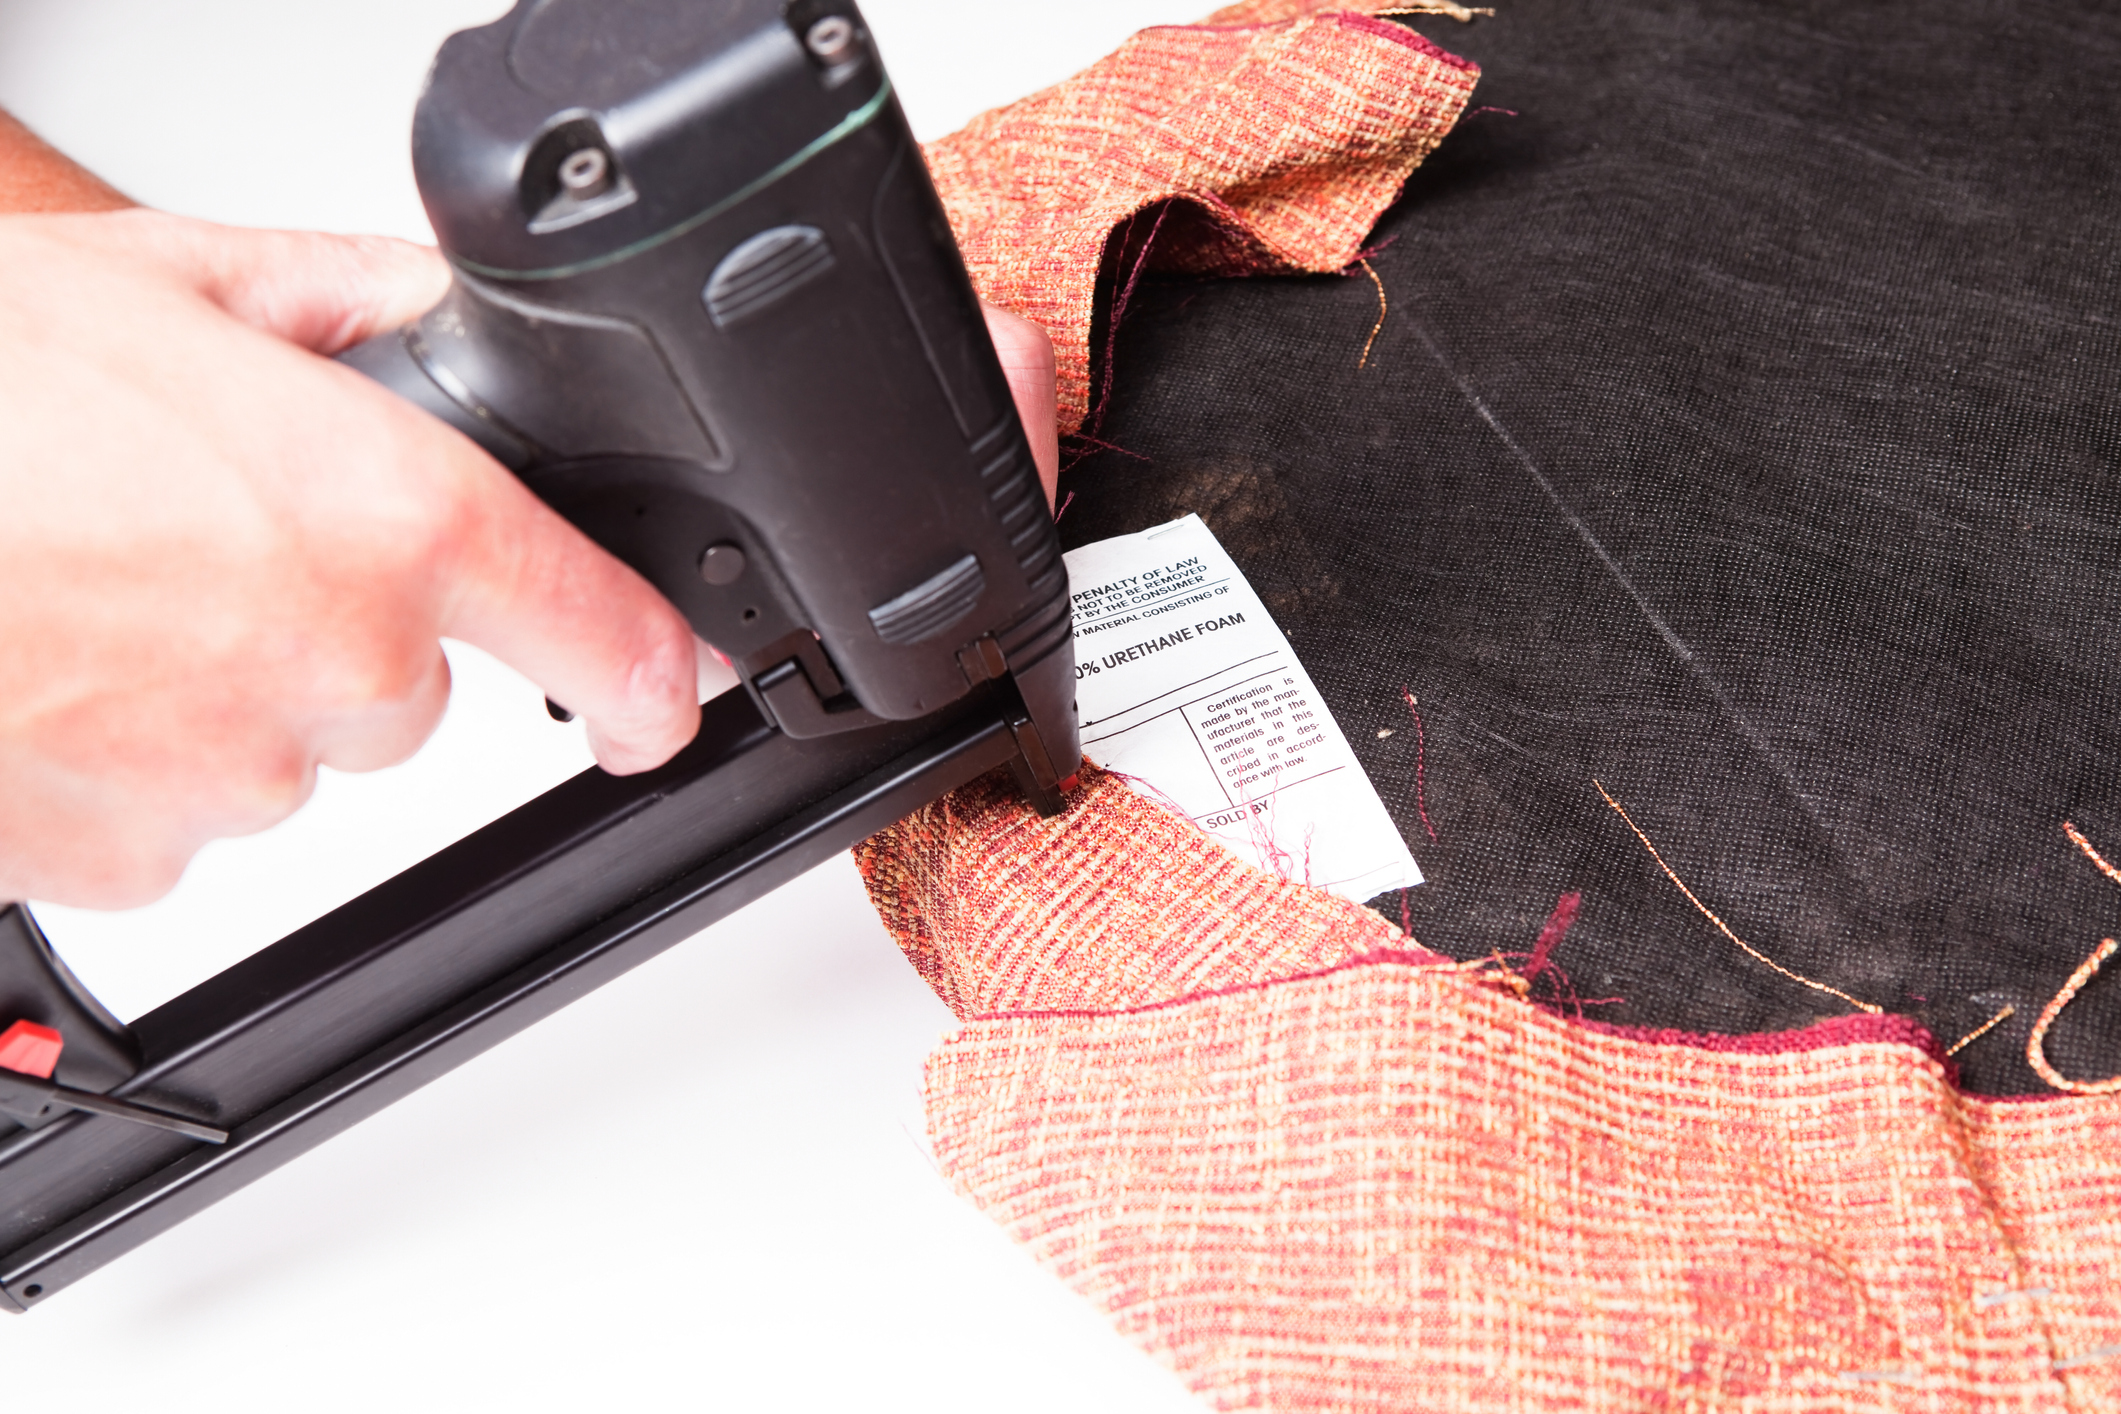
[[0, 0, 1077, 1312]]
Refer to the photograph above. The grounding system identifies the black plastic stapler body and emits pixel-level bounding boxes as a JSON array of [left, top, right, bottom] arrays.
[[0, 0, 1075, 1311]]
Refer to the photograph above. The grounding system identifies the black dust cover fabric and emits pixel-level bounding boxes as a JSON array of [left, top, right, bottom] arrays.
[[1057, 0, 2121, 1095]]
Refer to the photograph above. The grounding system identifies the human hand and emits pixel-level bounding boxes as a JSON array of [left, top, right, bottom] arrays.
[[0, 212, 1061, 912], [981, 301, 1059, 508], [0, 208, 703, 907]]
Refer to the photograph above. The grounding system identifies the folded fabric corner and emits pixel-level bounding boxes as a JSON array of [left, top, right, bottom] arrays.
[[922, 6, 1477, 433]]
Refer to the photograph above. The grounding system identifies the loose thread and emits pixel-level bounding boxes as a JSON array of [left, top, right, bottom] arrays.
[[1104, 766, 1198, 826], [1593, 779, 1882, 1014], [1464, 942, 1616, 1020], [1483, 948, 1531, 997], [1459, 895, 1613, 1018], [1375, 1, 1494, 20], [1523, 891, 1596, 1019], [2027, 939, 2121, 1094], [1350, 233, 1401, 264], [1944, 1004, 2016, 1058], [2063, 819, 2121, 886], [2024, 822, 2121, 1094], [1087, 201, 1171, 436], [1239, 775, 1300, 884], [1356, 258, 1388, 370], [1062, 432, 1151, 462], [1525, 891, 1581, 982], [1400, 689, 1438, 843], [1052, 490, 1075, 522]]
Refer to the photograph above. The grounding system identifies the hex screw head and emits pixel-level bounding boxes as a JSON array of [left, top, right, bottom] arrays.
[[805, 15, 857, 65], [558, 147, 610, 198]]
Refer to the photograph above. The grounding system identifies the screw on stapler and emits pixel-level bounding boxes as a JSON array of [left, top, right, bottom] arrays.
[[339, 0, 1080, 812]]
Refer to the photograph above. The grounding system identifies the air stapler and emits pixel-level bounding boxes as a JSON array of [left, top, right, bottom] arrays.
[[0, 0, 1077, 1311]]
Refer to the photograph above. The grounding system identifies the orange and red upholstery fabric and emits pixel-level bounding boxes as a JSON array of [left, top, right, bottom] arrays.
[[862, 6, 2121, 1408]]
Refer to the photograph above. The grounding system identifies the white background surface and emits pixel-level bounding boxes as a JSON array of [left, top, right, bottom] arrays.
[[0, 3, 1202, 1408]]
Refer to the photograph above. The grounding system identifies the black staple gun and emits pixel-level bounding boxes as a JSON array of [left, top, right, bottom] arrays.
[[0, 0, 1076, 1311]]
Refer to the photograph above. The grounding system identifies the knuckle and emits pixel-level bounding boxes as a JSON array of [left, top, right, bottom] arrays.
[[590, 619, 699, 773], [627, 618, 699, 713], [319, 633, 443, 717], [232, 748, 315, 824]]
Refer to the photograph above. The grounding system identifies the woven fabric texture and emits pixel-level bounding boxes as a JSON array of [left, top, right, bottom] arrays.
[[859, 767, 1383, 1016], [863, 2, 2121, 1405], [860, 770, 2121, 1411], [1047, 0, 2121, 1097], [919, 8, 1475, 433]]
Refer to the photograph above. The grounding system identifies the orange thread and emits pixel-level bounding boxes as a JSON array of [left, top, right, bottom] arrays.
[[2026, 939, 2121, 1094], [1376, 2, 1495, 19], [1593, 779, 1881, 1014], [2023, 823, 2121, 1094], [2064, 819, 2121, 886], [1944, 1004, 2015, 1058], [1356, 258, 1387, 369], [1476, 948, 1531, 997]]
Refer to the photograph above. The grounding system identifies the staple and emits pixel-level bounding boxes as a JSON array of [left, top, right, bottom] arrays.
[[1944, 1004, 2015, 1057], [1087, 201, 1171, 436], [2053, 1343, 2121, 1372], [1355, 257, 1388, 369], [1837, 1368, 1923, 1385], [1400, 689, 1439, 843], [1593, 779, 1882, 1014], [1972, 1286, 2049, 1310]]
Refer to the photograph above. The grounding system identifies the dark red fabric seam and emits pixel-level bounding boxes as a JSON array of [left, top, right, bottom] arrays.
[[1570, 1011, 1948, 1064], [1140, 13, 1478, 77], [966, 946, 2006, 1086], [969, 946, 1454, 1024], [1331, 12, 1479, 72]]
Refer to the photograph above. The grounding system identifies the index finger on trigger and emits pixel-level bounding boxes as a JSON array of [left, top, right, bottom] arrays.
[[429, 433, 701, 775]]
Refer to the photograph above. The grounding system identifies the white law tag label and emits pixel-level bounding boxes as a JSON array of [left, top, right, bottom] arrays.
[[1063, 513, 1421, 903]]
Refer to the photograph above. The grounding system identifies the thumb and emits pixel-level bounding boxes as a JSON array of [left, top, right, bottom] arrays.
[[102, 209, 451, 355]]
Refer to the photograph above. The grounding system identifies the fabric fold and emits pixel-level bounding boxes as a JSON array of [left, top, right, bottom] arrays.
[[865, 5, 2121, 1407], [922, 9, 1477, 433], [865, 765, 2121, 1411]]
